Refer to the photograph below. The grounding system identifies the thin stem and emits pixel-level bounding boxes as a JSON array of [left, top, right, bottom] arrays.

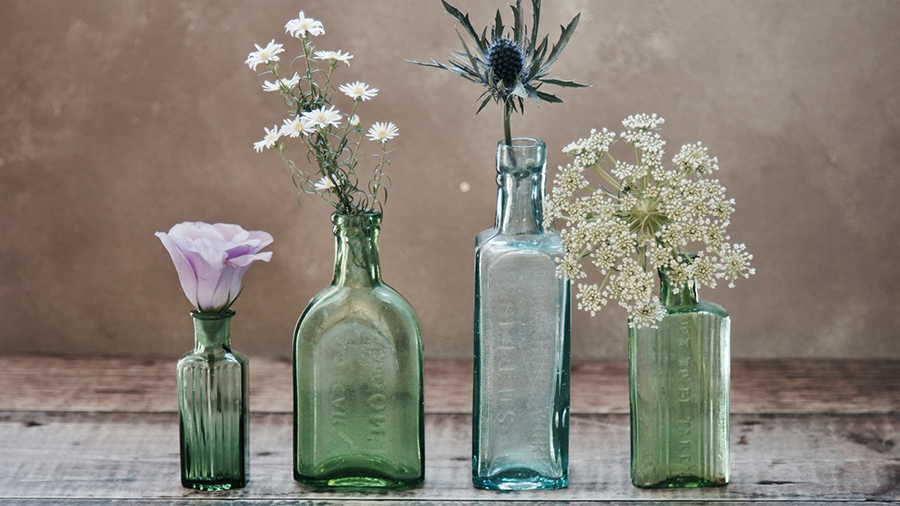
[[502, 102, 512, 146]]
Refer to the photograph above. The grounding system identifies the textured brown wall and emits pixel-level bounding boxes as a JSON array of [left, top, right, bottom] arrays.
[[2, 0, 899, 358]]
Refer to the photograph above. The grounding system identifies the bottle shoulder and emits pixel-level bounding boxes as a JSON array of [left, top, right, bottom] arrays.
[[666, 299, 730, 318], [177, 349, 245, 368], [475, 228, 563, 257], [295, 283, 422, 340]]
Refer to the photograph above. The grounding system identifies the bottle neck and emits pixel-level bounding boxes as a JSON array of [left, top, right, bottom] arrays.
[[659, 270, 699, 307], [495, 138, 547, 235], [191, 310, 233, 352], [332, 213, 382, 288]]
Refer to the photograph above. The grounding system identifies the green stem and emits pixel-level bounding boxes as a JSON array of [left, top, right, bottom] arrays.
[[502, 102, 512, 146]]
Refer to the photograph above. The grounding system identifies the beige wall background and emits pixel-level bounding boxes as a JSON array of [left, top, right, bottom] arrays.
[[2, 0, 899, 358]]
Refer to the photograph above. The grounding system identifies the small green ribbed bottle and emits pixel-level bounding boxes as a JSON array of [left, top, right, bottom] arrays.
[[177, 310, 249, 490], [629, 269, 730, 488]]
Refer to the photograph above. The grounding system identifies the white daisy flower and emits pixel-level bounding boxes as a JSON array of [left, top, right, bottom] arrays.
[[314, 177, 336, 191], [262, 72, 301, 92], [253, 124, 281, 153], [339, 81, 378, 101], [301, 105, 342, 129], [313, 50, 353, 66], [285, 11, 325, 38], [245, 39, 284, 71], [279, 117, 316, 138], [349, 115, 360, 127], [367, 122, 399, 143]]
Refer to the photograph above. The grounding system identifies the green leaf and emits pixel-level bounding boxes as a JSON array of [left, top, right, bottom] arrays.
[[535, 90, 564, 103], [539, 77, 590, 88], [544, 13, 581, 69], [493, 9, 504, 40], [531, 0, 541, 50], [475, 94, 493, 115], [441, 0, 487, 52], [512, 0, 524, 44]]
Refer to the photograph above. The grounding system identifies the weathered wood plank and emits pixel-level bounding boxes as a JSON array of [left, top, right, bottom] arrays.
[[1, 412, 898, 503], [0, 502, 895, 506], [1, 356, 898, 415]]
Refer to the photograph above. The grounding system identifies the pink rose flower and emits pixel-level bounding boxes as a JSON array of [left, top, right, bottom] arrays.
[[155, 222, 273, 312]]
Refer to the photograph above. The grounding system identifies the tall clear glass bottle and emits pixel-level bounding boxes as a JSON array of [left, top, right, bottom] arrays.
[[473, 138, 571, 491], [177, 310, 249, 491], [629, 269, 731, 488], [293, 212, 424, 489]]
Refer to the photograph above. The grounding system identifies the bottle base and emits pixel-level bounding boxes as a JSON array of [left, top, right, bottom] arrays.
[[473, 468, 567, 491], [632, 475, 728, 489], [182, 477, 246, 491], [294, 465, 423, 490]]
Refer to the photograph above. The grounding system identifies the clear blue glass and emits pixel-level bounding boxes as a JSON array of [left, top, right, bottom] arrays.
[[472, 138, 571, 491]]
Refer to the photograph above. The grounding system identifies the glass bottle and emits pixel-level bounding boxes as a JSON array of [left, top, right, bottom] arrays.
[[293, 212, 424, 489], [629, 269, 731, 488], [177, 310, 249, 491], [473, 138, 571, 491]]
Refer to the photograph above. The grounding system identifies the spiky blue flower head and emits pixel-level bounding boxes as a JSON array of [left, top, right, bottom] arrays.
[[485, 37, 525, 89]]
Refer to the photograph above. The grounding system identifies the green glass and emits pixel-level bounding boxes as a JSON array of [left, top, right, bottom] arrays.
[[629, 270, 730, 488], [177, 310, 249, 491], [293, 212, 424, 489]]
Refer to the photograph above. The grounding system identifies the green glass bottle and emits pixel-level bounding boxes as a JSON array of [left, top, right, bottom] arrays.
[[629, 269, 730, 488], [293, 212, 424, 489], [177, 310, 249, 491]]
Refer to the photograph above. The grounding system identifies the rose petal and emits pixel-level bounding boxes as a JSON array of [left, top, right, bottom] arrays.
[[155, 232, 199, 308]]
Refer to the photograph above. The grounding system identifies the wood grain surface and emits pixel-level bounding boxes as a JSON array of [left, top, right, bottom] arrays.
[[0, 356, 898, 505]]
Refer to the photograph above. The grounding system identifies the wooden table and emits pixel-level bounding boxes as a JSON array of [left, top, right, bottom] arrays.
[[1, 356, 898, 505]]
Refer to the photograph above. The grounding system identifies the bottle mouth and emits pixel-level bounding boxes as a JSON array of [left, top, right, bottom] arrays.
[[498, 137, 545, 149], [332, 212, 382, 234], [191, 309, 235, 320]]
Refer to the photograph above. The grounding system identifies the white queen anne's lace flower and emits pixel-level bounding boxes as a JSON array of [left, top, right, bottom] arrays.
[[548, 114, 755, 327], [285, 11, 324, 37], [339, 81, 378, 101], [245, 40, 284, 71], [367, 122, 399, 143]]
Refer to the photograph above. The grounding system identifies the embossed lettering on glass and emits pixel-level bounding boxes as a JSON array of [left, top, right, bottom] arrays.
[[473, 139, 571, 491], [629, 269, 730, 488], [177, 310, 249, 491], [293, 213, 424, 489]]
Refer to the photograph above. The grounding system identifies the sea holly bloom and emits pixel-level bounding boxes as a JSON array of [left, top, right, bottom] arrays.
[[245, 39, 284, 71], [313, 50, 353, 66], [253, 124, 281, 152], [155, 222, 273, 313], [262, 72, 301, 92], [302, 105, 342, 129], [339, 81, 378, 101], [285, 11, 324, 38], [280, 117, 316, 138], [411, 0, 587, 145], [547, 114, 755, 328], [367, 122, 399, 143]]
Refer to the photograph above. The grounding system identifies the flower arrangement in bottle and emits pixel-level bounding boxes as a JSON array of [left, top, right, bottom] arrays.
[[412, 0, 586, 491], [245, 11, 424, 490], [547, 114, 755, 488], [156, 222, 272, 490]]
